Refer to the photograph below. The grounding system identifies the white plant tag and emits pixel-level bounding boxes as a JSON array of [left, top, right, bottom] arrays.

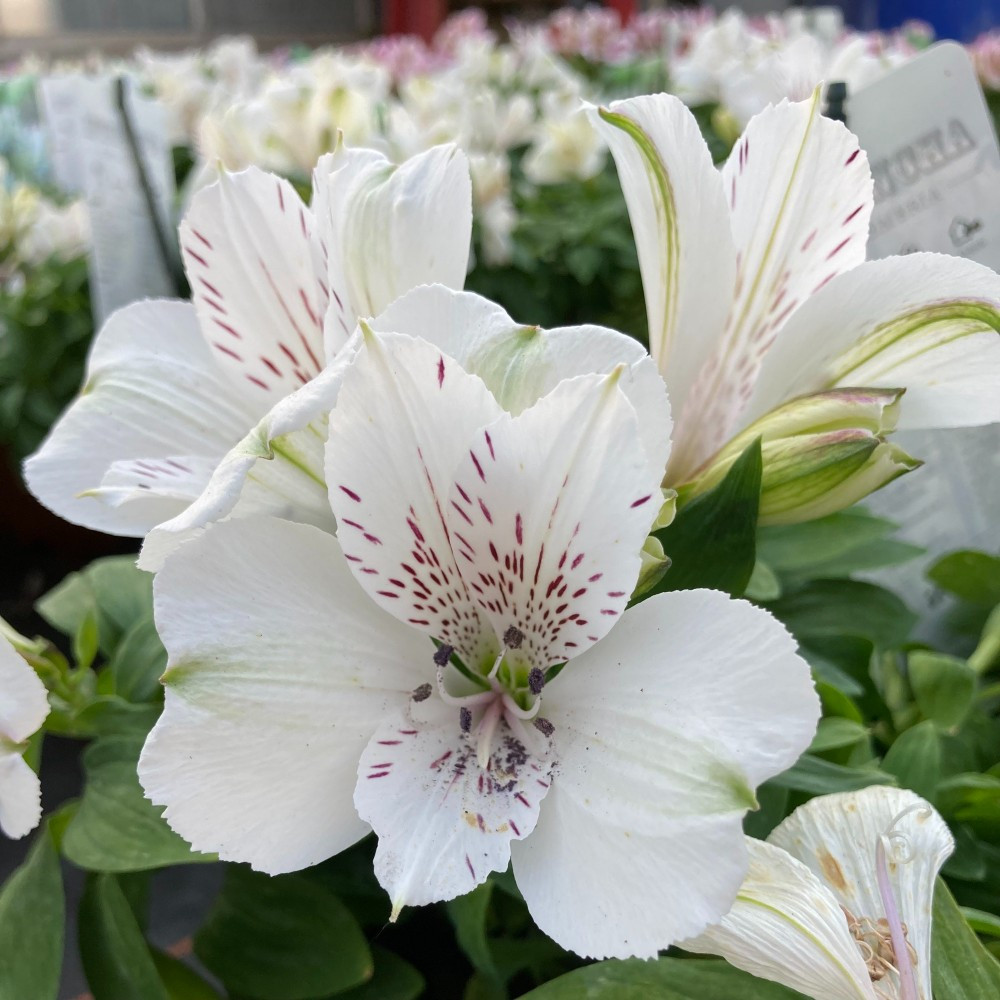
[[37, 75, 88, 195], [848, 41, 1000, 270], [847, 43, 1000, 628], [76, 75, 177, 325]]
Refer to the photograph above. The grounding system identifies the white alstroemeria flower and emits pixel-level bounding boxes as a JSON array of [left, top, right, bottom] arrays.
[[0, 635, 49, 839], [25, 142, 472, 545], [595, 91, 1000, 518], [140, 326, 820, 959], [685, 788, 954, 1000]]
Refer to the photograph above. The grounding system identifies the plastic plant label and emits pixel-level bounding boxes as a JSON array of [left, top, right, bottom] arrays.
[[848, 41, 1000, 271]]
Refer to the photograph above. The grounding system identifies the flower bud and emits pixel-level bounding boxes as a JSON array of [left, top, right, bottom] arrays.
[[677, 388, 921, 524]]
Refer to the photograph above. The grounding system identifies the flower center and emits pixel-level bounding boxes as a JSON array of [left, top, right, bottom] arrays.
[[431, 625, 554, 770]]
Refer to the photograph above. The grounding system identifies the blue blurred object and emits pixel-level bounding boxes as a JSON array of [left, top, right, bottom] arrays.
[[840, 1, 997, 39]]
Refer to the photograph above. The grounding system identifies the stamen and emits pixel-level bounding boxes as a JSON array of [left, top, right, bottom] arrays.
[[433, 644, 454, 667], [434, 663, 495, 709], [412, 683, 432, 703], [534, 717, 555, 737], [501, 691, 541, 720], [459, 706, 472, 732], [503, 625, 524, 649], [528, 667, 545, 694]]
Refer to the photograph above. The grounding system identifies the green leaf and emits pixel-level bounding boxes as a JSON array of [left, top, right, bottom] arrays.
[[655, 439, 761, 597], [74, 610, 100, 670], [937, 773, 1000, 825], [151, 951, 224, 1000], [79, 873, 169, 1000], [194, 866, 372, 1000], [744, 560, 781, 601], [908, 651, 977, 730], [928, 550, 1000, 605], [932, 878, 1000, 998], [0, 824, 64, 1000], [108, 616, 167, 702], [882, 720, 942, 801], [62, 735, 213, 872], [769, 754, 896, 795], [756, 508, 899, 574], [446, 881, 501, 987], [764, 579, 915, 648], [960, 907, 1000, 938], [808, 717, 868, 753], [37, 555, 151, 655], [336, 948, 425, 1000], [518, 956, 804, 999]]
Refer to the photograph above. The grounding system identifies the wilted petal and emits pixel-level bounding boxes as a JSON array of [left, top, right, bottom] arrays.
[[140, 517, 424, 873], [181, 167, 329, 403], [673, 92, 873, 477], [744, 253, 1000, 432], [685, 838, 878, 1000], [326, 332, 502, 668], [313, 143, 472, 355], [512, 590, 819, 958], [768, 787, 955, 1000], [593, 94, 736, 417], [356, 698, 552, 917], [25, 301, 257, 536], [447, 370, 662, 667], [368, 285, 672, 478]]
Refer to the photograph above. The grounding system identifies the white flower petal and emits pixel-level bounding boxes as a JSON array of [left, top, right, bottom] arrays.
[[768, 787, 955, 1000], [326, 332, 503, 668], [356, 699, 552, 915], [592, 94, 736, 417], [180, 166, 329, 403], [0, 635, 49, 744], [89, 455, 222, 507], [138, 351, 356, 571], [140, 517, 425, 874], [368, 285, 672, 479], [744, 253, 1000, 432], [25, 300, 256, 536], [0, 748, 43, 841], [513, 590, 819, 958], [0, 637, 48, 841], [313, 143, 472, 355], [684, 838, 878, 1000], [672, 92, 873, 477], [447, 371, 663, 666]]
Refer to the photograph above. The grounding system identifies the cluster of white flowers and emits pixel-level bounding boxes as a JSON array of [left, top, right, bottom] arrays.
[[0, 156, 88, 282]]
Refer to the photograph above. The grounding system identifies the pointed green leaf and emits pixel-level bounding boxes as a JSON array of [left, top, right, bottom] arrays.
[[932, 878, 1000, 998]]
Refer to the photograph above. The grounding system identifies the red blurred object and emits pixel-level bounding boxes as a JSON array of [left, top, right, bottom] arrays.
[[382, 2, 637, 41], [384, 0, 448, 41]]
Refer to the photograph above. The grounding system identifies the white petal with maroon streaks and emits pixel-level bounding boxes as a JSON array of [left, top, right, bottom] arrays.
[[592, 94, 736, 417], [671, 92, 873, 478], [326, 333, 503, 668], [24, 300, 257, 536], [742, 253, 1000, 433], [313, 143, 472, 356], [140, 517, 425, 874], [180, 166, 328, 405], [368, 285, 672, 478], [356, 697, 553, 915], [447, 372, 663, 667]]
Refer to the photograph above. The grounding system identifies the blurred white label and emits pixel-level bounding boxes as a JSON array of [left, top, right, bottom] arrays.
[[849, 41, 1000, 271], [37, 74, 87, 195], [74, 76, 176, 324]]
